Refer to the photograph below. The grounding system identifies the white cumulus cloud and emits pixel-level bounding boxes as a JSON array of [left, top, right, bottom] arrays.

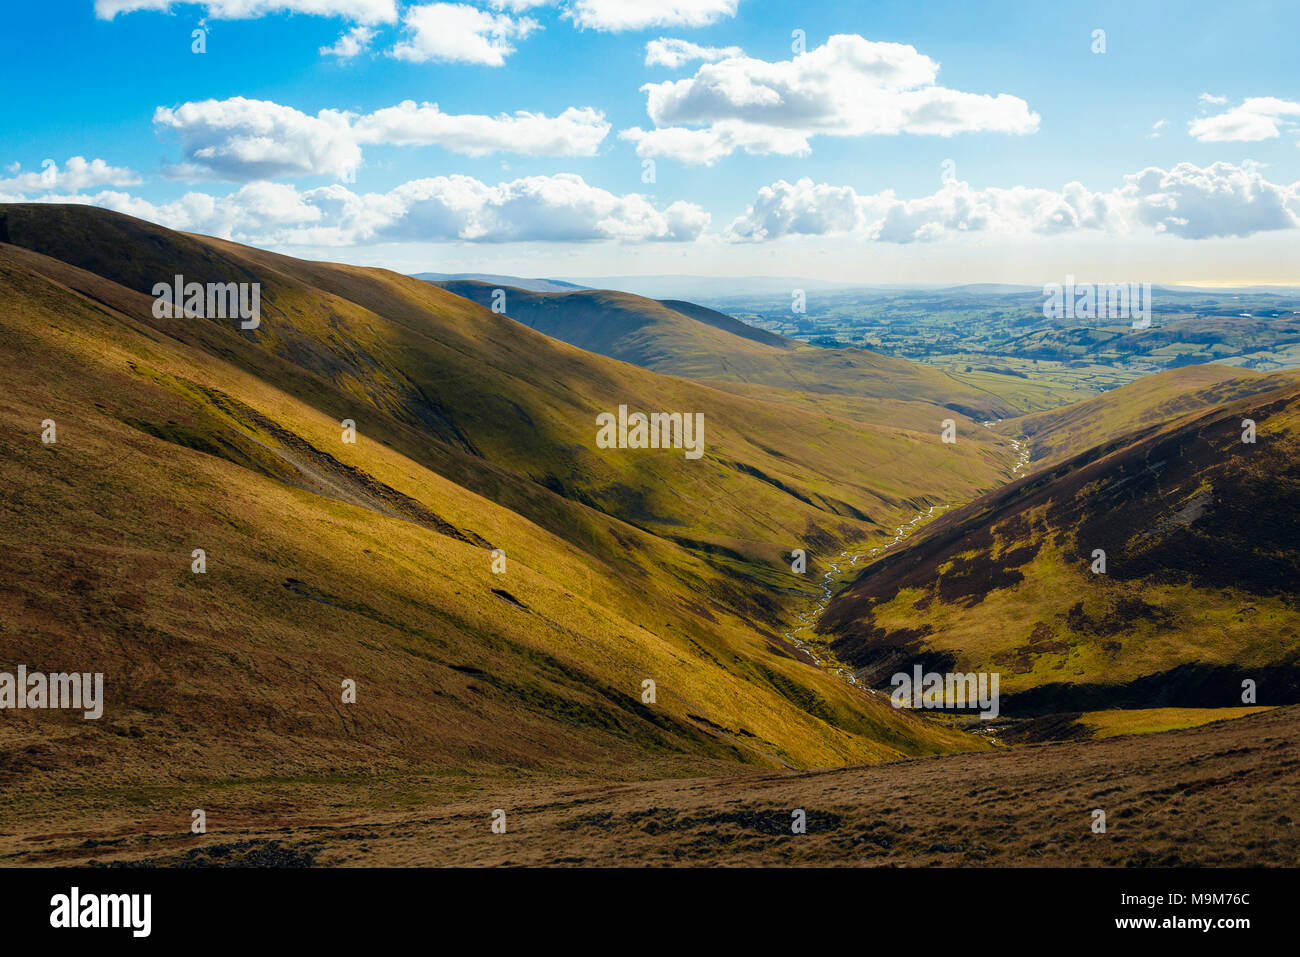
[[154, 96, 610, 181], [622, 34, 1039, 164], [1123, 161, 1300, 238], [0, 157, 141, 195], [37, 174, 708, 247], [154, 98, 362, 182], [1189, 96, 1300, 142], [645, 37, 742, 68], [725, 162, 1300, 243], [353, 101, 609, 155], [320, 25, 376, 57], [392, 2, 539, 66]]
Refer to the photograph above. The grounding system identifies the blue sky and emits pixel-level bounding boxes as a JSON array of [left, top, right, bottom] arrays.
[[2, 0, 1298, 283]]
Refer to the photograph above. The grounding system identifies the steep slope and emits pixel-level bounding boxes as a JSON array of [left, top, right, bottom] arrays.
[[657, 298, 790, 347], [0, 203, 990, 800], [1004, 364, 1300, 466], [818, 378, 1300, 714], [434, 279, 1018, 423], [0, 205, 1014, 573]]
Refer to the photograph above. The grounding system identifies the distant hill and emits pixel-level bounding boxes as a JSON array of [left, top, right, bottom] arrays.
[[436, 279, 788, 349], [411, 271, 586, 293], [435, 279, 1020, 426], [656, 298, 791, 348], [553, 274, 863, 300]]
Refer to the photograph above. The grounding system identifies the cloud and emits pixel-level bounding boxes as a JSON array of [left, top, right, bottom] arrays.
[[366, 174, 707, 242], [726, 178, 1109, 243], [623, 34, 1039, 164], [621, 123, 807, 164], [154, 96, 609, 181], [392, 2, 539, 66], [353, 101, 609, 155], [1148, 118, 1167, 138], [153, 98, 362, 182], [94, 0, 397, 23], [1189, 96, 1300, 142], [0, 157, 141, 195], [725, 162, 1300, 243], [29, 162, 1293, 250], [566, 0, 738, 31], [645, 37, 742, 68], [1124, 161, 1300, 238], [320, 25, 375, 57], [38, 173, 708, 246]]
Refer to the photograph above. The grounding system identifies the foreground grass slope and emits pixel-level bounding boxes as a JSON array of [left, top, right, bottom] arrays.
[[8, 703, 1294, 866]]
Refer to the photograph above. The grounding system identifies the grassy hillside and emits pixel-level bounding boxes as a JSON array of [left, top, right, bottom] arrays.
[[435, 279, 1019, 423], [1004, 364, 1300, 466], [0, 203, 997, 799], [818, 377, 1300, 714], [0, 205, 1015, 568]]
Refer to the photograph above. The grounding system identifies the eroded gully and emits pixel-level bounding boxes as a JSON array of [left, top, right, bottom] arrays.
[[781, 432, 1030, 692]]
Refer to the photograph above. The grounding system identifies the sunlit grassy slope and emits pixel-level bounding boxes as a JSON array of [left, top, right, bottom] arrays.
[[0, 204, 1001, 792], [1, 206, 1015, 570], [1004, 365, 1300, 466], [819, 376, 1300, 713], [1078, 706, 1272, 738]]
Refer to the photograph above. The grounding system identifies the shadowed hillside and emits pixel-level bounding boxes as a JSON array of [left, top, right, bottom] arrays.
[[819, 376, 1300, 715]]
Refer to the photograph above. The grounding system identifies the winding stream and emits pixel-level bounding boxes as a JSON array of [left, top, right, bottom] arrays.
[[782, 428, 1029, 691], [781, 504, 953, 690]]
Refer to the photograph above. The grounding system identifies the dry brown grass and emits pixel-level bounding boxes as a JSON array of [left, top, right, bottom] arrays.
[[5, 705, 1295, 868]]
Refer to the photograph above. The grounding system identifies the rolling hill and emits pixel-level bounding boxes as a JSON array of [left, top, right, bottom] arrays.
[[0, 203, 1011, 806], [3, 203, 1295, 869], [433, 279, 1019, 427], [818, 374, 1300, 716], [1005, 364, 1300, 466], [411, 272, 586, 293]]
